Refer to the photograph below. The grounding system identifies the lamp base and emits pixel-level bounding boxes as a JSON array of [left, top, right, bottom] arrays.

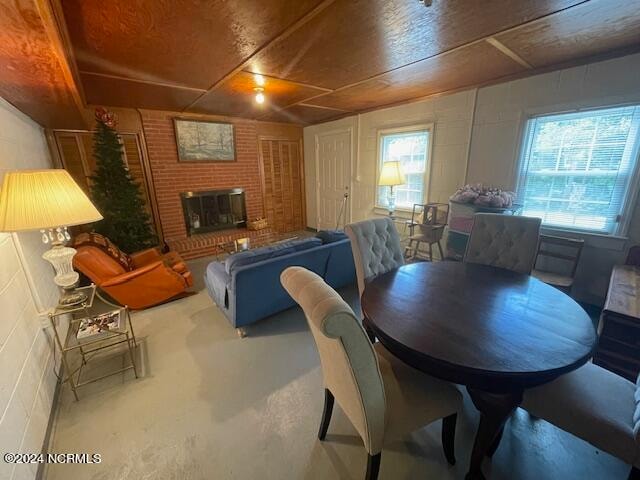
[[387, 185, 396, 216], [42, 243, 80, 290]]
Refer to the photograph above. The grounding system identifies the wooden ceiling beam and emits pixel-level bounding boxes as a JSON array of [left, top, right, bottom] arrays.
[[36, 0, 86, 115], [183, 0, 337, 112]]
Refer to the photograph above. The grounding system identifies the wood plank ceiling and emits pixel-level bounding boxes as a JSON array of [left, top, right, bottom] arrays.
[[2, 0, 640, 128]]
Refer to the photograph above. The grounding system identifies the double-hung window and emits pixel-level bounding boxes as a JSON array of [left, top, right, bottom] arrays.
[[517, 106, 640, 235], [376, 127, 431, 210]]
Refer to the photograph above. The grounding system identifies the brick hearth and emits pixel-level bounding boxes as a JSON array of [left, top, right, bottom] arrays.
[[168, 227, 277, 260]]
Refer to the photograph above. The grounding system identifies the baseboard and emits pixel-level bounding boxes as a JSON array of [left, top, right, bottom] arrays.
[[36, 377, 62, 480]]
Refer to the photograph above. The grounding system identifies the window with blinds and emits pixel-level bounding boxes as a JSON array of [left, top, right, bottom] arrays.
[[376, 128, 431, 210], [517, 106, 640, 235]]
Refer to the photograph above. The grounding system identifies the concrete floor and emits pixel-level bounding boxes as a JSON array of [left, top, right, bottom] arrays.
[[43, 256, 629, 480]]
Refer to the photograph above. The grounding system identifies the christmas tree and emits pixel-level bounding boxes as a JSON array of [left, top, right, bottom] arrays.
[[90, 107, 156, 253]]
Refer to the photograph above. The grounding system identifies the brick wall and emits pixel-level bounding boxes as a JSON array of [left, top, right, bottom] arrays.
[[139, 110, 301, 258]]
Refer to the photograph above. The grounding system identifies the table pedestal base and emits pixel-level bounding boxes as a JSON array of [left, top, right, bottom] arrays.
[[465, 388, 523, 480]]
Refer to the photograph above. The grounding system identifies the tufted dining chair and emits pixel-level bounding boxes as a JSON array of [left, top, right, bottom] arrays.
[[464, 213, 541, 274], [280, 266, 462, 480], [517, 363, 640, 479], [345, 217, 405, 301]]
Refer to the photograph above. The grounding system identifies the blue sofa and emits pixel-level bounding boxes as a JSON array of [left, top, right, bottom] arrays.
[[204, 236, 356, 332]]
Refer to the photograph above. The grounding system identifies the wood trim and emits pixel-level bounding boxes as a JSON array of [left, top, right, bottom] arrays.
[[299, 137, 307, 227], [45, 129, 64, 168], [119, 135, 130, 169], [257, 138, 269, 220], [79, 71, 208, 92], [485, 37, 533, 69], [75, 133, 91, 179], [184, 0, 337, 111], [129, 133, 164, 244], [135, 109, 164, 244], [37, 0, 86, 112]]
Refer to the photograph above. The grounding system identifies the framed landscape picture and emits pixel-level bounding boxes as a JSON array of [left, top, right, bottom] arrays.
[[174, 119, 236, 162]]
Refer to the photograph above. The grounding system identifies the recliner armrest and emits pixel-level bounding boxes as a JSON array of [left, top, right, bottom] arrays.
[[102, 261, 169, 287]]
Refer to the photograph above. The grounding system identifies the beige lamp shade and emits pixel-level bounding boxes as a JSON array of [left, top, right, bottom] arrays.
[[378, 161, 406, 186], [0, 169, 103, 232]]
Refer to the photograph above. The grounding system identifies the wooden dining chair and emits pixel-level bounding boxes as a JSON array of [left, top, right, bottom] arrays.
[[404, 203, 449, 261], [345, 217, 405, 301], [517, 363, 640, 479], [532, 234, 584, 294], [464, 213, 541, 274], [280, 266, 462, 480]]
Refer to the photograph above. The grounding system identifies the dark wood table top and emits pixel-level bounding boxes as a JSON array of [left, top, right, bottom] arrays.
[[362, 261, 597, 391]]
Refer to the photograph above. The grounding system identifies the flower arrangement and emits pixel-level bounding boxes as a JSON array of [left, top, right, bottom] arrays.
[[450, 184, 515, 208]]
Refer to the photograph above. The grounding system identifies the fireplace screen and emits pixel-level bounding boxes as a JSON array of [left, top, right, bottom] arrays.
[[181, 189, 247, 235]]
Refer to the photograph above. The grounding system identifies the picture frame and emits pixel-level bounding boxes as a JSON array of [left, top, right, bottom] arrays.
[[173, 118, 236, 162]]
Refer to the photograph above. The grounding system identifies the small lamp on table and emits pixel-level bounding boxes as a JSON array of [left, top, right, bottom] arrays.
[[378, 161, 406, 216], [0, 169, 103, 302]]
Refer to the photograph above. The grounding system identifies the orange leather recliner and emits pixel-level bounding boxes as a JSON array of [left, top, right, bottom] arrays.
[[72, 233, 193, 310]]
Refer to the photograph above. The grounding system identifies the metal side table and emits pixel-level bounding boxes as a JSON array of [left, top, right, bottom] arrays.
[[48, 284, 139, 401]]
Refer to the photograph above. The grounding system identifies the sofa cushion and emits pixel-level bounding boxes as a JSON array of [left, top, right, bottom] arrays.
[[283, 236, 323, 251], [316, 229, 348, 244], [225, 244, 293, 274], [224, 237, 323, 274]]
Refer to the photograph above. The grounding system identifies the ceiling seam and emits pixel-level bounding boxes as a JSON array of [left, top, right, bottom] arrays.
[[79, 71, 208, 92], [485, 38, 534, 69], [182, 0, 338, 113], [290, 0, 593, 108], [305, 42, 640, 126]]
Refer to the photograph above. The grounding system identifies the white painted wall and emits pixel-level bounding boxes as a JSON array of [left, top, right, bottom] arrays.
[[304, 52, 640, 304], [304, 90, 476, 228], [0, 97, 59, 480], [466, 53, 640, 303]]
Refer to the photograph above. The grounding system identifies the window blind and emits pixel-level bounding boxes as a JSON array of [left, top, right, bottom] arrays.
[[517, 105, 640, 235]]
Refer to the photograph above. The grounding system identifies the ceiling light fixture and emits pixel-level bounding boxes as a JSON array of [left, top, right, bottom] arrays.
[[254, 87, 265, 104], [254, 74, 265, 87], [418, 0, 433, 6]]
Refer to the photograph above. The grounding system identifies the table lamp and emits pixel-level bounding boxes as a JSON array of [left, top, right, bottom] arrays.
[[378, 161, 406, 215], [0, 169, 103, 299]]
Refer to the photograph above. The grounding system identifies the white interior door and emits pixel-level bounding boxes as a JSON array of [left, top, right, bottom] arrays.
[[316, 130, 351, 230]]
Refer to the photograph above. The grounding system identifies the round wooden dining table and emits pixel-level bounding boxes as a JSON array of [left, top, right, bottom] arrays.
[[361, 261, 597, 480]]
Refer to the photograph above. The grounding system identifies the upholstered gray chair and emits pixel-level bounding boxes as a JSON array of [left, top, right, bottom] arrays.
[[281, 266, 462, 480], [464, 213, 541, 274], [345, 217, 405, 300], [519, 363, 640, 479]]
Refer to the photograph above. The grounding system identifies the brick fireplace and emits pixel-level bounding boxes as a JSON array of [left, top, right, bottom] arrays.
[[181, 188, 247, 235], [139, 110, 289, 259]]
